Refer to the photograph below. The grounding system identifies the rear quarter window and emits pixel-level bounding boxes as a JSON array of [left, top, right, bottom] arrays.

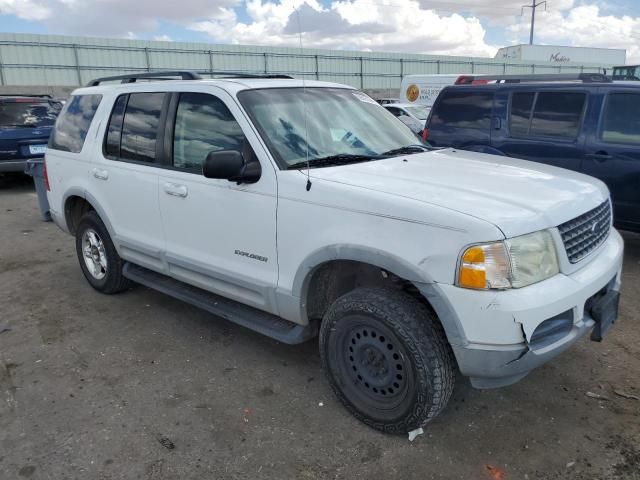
[[49, 94, 102, 153], [429, 90, 493, 129]]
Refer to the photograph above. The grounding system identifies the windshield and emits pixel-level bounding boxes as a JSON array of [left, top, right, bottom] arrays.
[[405, 105, 430, 121], [238, 88, 422, 168], [0, 101, 61, 127]]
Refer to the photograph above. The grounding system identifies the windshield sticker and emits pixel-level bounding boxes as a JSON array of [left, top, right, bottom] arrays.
[[352, 92, 378, 104]]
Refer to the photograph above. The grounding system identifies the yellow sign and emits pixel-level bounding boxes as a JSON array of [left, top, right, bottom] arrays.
[[406, 84, 420, 102]]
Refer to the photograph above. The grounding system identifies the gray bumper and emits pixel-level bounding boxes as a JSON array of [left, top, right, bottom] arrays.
[[452, 316, 596, 388], [0, 160, 27, 173]]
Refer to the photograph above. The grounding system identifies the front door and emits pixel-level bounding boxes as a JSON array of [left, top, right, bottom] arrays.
[[158, 90, 279, 313], [583, 89, 640, 232]]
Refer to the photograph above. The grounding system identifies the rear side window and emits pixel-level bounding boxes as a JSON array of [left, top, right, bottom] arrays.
[[120, 92, 165, 163], [49, 94, 102, 153], [0, 100, 61, 128], [172, 92, 245, 171], [601, 93, 640, 145], [529, 92, 585, 138], [430, 91, 493, 129]]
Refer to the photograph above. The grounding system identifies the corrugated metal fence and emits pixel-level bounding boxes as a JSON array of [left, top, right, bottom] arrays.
[[0, 33, 607, 89]]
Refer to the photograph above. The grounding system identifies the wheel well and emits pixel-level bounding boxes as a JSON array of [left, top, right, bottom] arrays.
[[64, 196, 95, 235], [305, 260, 437, 322]]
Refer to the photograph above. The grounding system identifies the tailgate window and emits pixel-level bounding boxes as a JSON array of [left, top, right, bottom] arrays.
[[0, 101, 61, 128]]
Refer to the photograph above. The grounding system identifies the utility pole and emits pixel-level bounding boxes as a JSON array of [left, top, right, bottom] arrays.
[[522, 0, 547, 45]]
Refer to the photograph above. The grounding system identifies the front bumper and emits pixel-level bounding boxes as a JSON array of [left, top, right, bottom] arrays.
[[432, 229, 624, 388], [0, 159, 27, 173]]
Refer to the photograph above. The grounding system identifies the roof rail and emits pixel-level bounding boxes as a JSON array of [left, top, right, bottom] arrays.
[[86, 70, 295, 87], [0, 93, 53, 99], [87, 71, 202, 87], [454, 73, 612, 85]]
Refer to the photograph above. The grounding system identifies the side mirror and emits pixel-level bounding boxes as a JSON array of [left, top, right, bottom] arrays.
[[202, 150, 261, 184]]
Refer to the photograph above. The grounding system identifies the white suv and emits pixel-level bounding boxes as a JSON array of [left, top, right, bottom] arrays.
[[44, 71, 623, 433]]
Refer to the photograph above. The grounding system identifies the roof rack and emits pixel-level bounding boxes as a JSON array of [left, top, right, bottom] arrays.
[[86, 70, 294, 87], [87, 71, 202, 86], [454, 73, 612, 85]]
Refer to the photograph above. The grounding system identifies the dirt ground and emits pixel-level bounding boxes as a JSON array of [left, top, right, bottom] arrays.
[[0, 175, 639, 480]]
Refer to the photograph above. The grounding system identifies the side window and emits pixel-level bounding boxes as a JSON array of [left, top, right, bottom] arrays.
[[172, 92, 246, 171], [529, 92, 585, 138], [601, 93, 640, 145], [509, 92, 535, 136], [429, 91, 493, 129], [120, 92, 165, 163], [103, 94, 127, 158], [49, 94, 102, 153], [385, 107, 402, 117]]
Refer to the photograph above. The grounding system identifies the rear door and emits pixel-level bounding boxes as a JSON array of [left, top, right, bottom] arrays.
[[91, 91, 167, 271], [583, 89, 640, 231], [491, 89, 589, 171], [426, 88, 493, 148]]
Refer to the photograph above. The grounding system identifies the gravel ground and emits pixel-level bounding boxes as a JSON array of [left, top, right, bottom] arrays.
[[1, 175, 639, 480]]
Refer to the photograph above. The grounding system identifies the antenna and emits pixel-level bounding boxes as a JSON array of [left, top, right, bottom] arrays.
[[294, 6, 312, 191]]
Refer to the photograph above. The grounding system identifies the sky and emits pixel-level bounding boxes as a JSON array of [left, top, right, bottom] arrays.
[[0, 0, 639, 61]]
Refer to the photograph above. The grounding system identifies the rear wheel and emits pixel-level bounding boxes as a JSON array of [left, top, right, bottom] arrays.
[[319, 287, 454, 433], [75, 211, 130, 294]]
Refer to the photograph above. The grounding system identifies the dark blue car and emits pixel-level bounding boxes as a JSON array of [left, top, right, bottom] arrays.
[[424, 74, 640, 233], [0, 95, 62, 173]]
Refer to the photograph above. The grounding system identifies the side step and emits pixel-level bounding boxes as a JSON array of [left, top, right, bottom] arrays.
[[123, 263, 317, 345]]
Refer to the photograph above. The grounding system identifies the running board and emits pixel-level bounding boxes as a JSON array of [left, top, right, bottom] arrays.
[[122, 263, 317, 345]]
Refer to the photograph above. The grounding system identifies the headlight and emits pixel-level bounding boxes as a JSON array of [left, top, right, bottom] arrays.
[[458, 231, 559, 290]]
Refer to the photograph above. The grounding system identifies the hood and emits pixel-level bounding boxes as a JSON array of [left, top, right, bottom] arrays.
[[308, 148, 608, 238]]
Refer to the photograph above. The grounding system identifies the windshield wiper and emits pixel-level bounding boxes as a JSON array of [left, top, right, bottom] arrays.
[[378, 144, 431, 157], [287, 153, 381, 170]]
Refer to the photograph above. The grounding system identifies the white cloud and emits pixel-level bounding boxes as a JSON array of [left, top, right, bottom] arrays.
[[192, 0, 498, 57], [1, 0, 241, 36], [0, 0, 50, 20], [153, 34, 172, 42], [508, 4, 640, 62]]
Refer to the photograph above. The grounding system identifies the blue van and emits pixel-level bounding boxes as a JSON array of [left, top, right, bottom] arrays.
[[0, 95, 62, 173], [424, 74, 640, 233]]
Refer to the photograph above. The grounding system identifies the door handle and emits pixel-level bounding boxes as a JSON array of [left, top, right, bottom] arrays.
[[163, 182, 188, 198], [92, 168, 109, 180], [585, 151, 613, 162]]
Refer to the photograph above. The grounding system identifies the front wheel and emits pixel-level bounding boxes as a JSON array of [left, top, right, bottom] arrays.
[[319, 287, 455, 433], [75, 211, 131, 294]]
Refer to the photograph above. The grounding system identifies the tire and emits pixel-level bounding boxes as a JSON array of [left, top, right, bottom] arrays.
[[75, 210, 131, 294], [319, 287, 455, 433]]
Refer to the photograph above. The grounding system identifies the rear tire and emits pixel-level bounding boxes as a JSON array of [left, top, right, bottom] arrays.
[[319, 287, 454, 433], [75, 211, 130, 294]]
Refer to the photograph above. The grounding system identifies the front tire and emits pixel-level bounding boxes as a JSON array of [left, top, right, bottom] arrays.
[[319, 287, 454, 433], [75, 211, 130, 294]]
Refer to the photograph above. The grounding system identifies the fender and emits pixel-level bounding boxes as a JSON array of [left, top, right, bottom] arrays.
[[278, 244, 467, 346], [62, 187, 117, 242]]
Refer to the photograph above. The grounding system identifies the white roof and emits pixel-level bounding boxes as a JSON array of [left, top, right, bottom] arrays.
[[72, 77, 354, 96], [384, 103, 431, 109]]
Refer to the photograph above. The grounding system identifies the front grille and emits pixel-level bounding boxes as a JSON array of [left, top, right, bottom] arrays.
[[557, 200, 611, 263]]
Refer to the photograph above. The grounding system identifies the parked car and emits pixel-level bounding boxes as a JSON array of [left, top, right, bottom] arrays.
[[0, 95, 62, 173], [375, 97, 399, 105], [45, 71, 623, 433], [382, 103, 428, 135], [424, 73, 640, 233]]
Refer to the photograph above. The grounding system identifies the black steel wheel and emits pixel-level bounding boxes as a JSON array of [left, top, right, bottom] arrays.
[[320, 287, 455, 433]]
